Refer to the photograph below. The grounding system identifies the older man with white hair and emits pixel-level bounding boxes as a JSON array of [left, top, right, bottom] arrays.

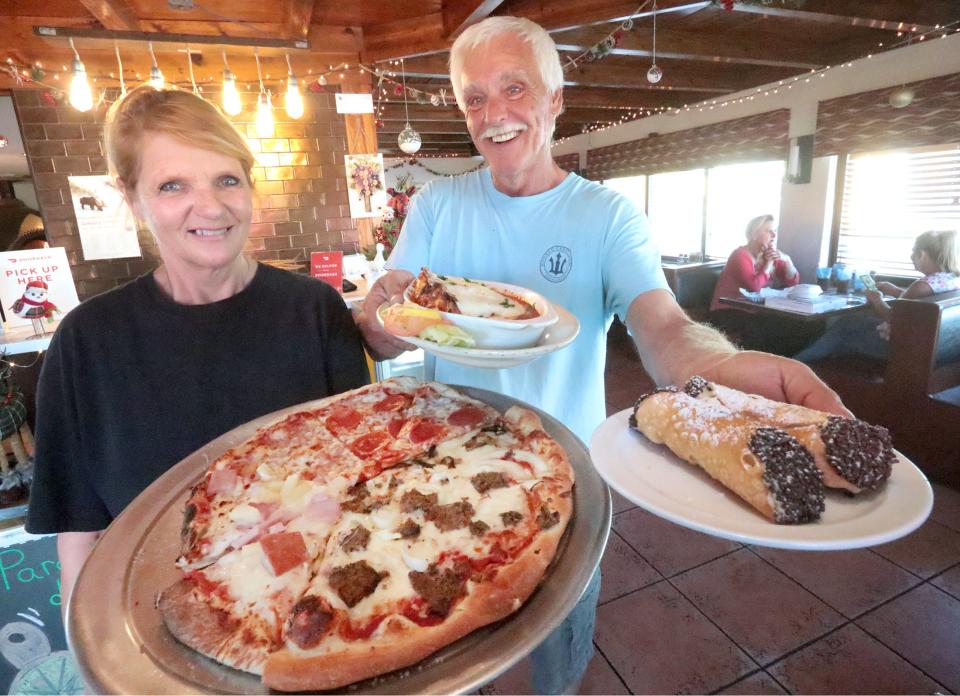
[[358, 15, 848, 693]]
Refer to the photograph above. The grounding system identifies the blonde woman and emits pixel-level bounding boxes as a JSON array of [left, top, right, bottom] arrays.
[[26, 86, 368, 611], [795, 230, 960, 363]]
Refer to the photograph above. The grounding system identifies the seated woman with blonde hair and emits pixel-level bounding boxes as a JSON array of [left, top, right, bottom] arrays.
[[708, 214, 802, 353], [795, 229, 960, 364]]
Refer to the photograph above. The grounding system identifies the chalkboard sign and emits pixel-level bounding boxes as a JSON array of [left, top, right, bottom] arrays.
[[0, 529, 82, 694]]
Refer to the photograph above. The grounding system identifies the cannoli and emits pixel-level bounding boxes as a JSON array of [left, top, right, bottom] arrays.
[[630, 384, 824, 524], [678, 377, 895, 493]]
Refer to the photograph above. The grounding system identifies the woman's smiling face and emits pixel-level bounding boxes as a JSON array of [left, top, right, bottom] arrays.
[[126, 132, 252, 275]]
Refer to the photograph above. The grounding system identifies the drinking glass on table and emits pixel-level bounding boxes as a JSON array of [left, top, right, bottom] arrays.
[[834, 266, 853, 294], [816, 266, 832, 291]]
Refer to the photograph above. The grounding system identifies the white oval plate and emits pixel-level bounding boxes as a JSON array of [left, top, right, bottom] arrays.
[[378, 303, 580, 369], [590, 409, 934, 550]]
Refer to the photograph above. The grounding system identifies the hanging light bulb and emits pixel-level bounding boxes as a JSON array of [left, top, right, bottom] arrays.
[[221, 51, 242, 116], [397, 59, 421, 154], [256, 91, 275, 137], [284, 54, 304, 119], [148, 42, 164, 89], [68, 39, 93, 112], [646, 0, 663, 84]]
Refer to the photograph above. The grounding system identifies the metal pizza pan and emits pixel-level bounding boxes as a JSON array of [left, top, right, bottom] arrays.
[[67, 385, 612, 694]]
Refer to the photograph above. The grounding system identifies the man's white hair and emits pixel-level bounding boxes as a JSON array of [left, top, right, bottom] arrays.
[[449, 16, 564, 112]]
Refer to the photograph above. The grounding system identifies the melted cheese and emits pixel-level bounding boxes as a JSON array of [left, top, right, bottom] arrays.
[[436, 275, 535, 320]]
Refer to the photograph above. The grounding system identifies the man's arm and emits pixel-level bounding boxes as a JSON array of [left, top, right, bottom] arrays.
[[57, 530, 101, 620], [626, 289, 851, 416], [355, 269, 417, 361]]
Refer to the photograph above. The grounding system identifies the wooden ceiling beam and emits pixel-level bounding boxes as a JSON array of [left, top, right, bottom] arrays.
[[442, 0, 506, 38], [501, 0, 706, 34], [76, 0, 139, 32], [286, 0, 316, 39], [728, 3, 937, 33]]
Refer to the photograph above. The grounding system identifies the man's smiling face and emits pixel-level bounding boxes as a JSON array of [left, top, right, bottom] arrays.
[[460, 32, 563, 187]]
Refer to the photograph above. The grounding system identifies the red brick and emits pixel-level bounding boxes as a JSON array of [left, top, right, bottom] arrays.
[[65, 140, 102, 156], [250, 250, 279, 261], [260, 139, 290, 153], [251, 209, 261, 223], [255, 152, 280, 167], [248, 223, 276, 238], [276, 123, 306, 138], [88, 157, 107, 173], [260, 208, 290, 223], [290, 232, 319, 247], [254, 180, 284, 195], [38, 189, 63, 206], [251, 167, 266, 180], [263, 193, 300, 208], [13, 90, 40, 107], [305, 123, 332, 137], [305, 152, 327, 165], [33, 173, 68, 189], [26, 140, 65, 156], [316, 136, 344, 150], [53, 157, 92, 173], [17, 107, 59, 124], [127, 259, 158, 276], [57, 107, 99, 124], [262, 236, 293, 251], [246, 139, 262, 153], [21, 124, 46, 139], [278, 152, 308, 166], [296, 192, 325, 206], [244, 238, 267, 253], [325, 217, 355, 232], [44, 205, 78, 222], [292, 165, 321, 179], [274, 222, 302, 236], [288, 138, 316, 152], [288, 207, 316, 222], [29, 157, 55, 174], [81, 125, 104, 140], [45, 124, 84, 140], [283, 179, 313, 193], [44, 220, 74, 241], [77, 278, 118, 298], [265, 166, 294, 180]]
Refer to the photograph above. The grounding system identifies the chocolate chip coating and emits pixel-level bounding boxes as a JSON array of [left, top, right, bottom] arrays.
[[821, 416, 895, 490], [750, 427, 825, 524]]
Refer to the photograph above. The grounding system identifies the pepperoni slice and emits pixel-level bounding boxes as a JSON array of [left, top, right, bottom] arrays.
[[373, 393, 413, 413], [448, 406, 486, 428], [351, 431, 391, 456], [387, 417, 405, 439], [408, 420, 446, 444], [260, 531, 308, 576], [327, 409, 362, 431]]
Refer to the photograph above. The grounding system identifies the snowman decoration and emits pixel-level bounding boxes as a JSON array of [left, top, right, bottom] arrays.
[[1, 616, 83, 695], [10, 281, 58, 335]]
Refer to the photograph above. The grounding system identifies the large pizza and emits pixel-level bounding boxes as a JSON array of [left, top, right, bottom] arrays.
[[157, 377, 574, 692]]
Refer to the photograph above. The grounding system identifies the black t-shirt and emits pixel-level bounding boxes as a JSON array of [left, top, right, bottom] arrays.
[[25, 263, 370, 533]]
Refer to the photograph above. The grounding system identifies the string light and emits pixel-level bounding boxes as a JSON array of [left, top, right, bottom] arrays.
[[221, 51, 242, 116], [147, 42, 164, 89], [254, 49, 274, 137], [284, 53, 304, 120], [67, 38, 93, 112]]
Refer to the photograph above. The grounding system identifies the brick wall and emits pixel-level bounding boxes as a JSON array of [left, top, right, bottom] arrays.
[[12, 88, 360, 300]]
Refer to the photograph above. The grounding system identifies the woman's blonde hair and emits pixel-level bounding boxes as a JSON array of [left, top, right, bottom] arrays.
[[745, 214, 775, 242], [915, 230, 960, 274], [104, 86, 255, 192]]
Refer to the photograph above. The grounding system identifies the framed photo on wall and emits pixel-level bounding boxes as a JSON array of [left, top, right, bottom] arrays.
[[344, 154, 387, 219]]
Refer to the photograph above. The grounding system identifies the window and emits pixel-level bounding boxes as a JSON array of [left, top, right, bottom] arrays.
[[837, 144, 960, 276], [604, 160, 784, 259], [705, 160, 786, 258]]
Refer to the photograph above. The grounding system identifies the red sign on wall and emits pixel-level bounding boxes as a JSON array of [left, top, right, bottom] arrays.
[[310, 251, 344, 293]]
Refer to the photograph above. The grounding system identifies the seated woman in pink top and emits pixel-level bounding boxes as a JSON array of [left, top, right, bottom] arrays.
[[708, 215, 802, 353]]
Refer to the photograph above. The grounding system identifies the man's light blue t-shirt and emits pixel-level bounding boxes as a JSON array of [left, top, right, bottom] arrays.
[[387, 168, 668, 443]]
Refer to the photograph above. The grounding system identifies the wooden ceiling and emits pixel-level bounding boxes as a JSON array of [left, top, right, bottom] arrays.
[[2, 0, 958, 157]]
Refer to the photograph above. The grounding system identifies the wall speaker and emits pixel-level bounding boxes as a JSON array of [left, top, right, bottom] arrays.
[[786, 134, 814, 184]]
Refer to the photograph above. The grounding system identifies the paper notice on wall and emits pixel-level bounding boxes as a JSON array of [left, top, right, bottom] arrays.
[[67, 175, 141, 260], [335, 93, 374, 114], [311, 251, 343, 293], [0, 247, 80, 329]]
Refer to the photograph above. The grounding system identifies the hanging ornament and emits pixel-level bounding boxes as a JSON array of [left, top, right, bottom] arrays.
[[622, 18, 634, 31], [308, 80, 323, 93], [613, 30, 624, 47], [40, 91, 59, 107], [647, 0, 664, 84], [0, 135, 8, 149], [438, 88, 448, 107], [397, 59, 421, 155], [318, 74, 328, 86], [415, 91, 427, 105], [430, 93, 440, 107], [375, 118, 384, 128], [394, 84, 404, 96], [30, 66, 44, 81]]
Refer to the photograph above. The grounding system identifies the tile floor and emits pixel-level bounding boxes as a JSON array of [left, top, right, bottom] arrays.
[[482, 322, 960, 695]]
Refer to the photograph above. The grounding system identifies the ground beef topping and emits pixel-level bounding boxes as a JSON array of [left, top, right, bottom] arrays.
[[537, 506, 560, 530], [400, 489, 439, 513], [287, 595, 332, 649], [482, 421, 509, 435], [328, 561, 385, 608], [820, 416, 895, 490], [683, 375, 711, 399], [397, 518, 421, 538], [471, 471, 509, 494], [408, 566, 468, 617], [465, 432, 497, 450], [340, 482, 382, 514], [500, 510, 523, 527], [339, 525, 370, 553], [749, 427, 824, 524], [427, 501, 475, 531], [469, 520, 490, 537]]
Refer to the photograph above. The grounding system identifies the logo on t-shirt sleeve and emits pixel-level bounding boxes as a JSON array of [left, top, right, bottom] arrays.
[[540, 245, 572, 283]]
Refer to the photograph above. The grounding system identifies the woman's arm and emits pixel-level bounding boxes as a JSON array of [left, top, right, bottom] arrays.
[[728, 248, 772, 292], [875, 281, 904, 297], [57, 531, 102, 620], [901, 279, 934, 300]]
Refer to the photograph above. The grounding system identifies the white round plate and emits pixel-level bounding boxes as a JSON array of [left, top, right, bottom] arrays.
[[377, 303, 580, 368], [590, 409, 934, 550]]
